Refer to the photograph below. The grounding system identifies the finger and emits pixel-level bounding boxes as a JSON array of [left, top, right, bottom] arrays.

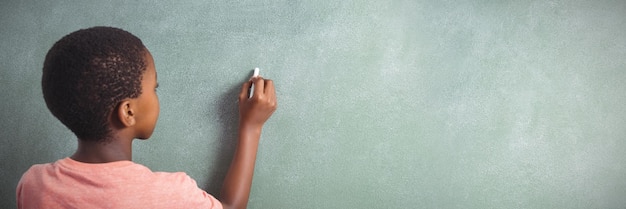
[[239, 80, 252, 101], [260, 79, 276, 110], [252, 76, 265, 97], [264, 79, 276, 100]]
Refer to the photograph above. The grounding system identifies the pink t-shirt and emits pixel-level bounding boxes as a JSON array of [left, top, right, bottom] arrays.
[[17, 158, 223, 209]]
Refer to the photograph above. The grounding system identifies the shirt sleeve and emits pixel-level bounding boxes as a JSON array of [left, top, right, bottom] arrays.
[[159, 172, 224, 209]]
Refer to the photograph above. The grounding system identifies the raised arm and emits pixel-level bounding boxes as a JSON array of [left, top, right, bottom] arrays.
[[219, 77, 276, 209]]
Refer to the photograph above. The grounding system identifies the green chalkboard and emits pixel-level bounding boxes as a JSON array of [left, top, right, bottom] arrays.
[[2, 1, 626, 208]]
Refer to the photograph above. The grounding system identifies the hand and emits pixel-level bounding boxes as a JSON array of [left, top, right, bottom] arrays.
[[222, 77, 276, 209], [238, 77, 277, 130]]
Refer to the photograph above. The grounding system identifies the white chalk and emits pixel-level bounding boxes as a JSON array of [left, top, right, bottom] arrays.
[[253, 67, 260, 78], [249, 68, 260, 98]]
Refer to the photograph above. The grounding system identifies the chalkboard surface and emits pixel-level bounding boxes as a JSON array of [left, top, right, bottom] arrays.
[[2, 1, 625, 208]]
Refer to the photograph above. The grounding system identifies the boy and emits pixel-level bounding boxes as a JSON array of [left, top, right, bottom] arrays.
[[16, 26, 276, 209]]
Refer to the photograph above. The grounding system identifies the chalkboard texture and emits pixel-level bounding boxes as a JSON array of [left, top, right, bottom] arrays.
[[1, 1, 625, 208]]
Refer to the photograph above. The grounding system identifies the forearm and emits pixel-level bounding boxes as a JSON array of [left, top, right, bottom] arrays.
[[219, 76, 276, 208], [219, 125, 262, 209]]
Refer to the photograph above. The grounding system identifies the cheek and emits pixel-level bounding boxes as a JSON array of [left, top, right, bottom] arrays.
[[150, 93, 159, 119], [154, 96, 160, 118], [142, 93, 159, 121]]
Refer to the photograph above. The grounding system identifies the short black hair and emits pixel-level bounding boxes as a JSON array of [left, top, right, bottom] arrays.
[[42, 26, 147, 141]]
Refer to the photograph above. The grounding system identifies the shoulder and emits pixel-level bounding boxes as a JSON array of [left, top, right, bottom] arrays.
[[152, 171, 197, 185], [17, 158, 77, 193], [126, 167, 223, 208], [148, 171, 205, 196], [18, 161, 57, 185], [22, 161, 54, 174], [16, 161, 60, 208]]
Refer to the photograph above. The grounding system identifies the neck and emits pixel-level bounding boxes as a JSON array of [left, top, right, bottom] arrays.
[[71, 137, 133, 163]]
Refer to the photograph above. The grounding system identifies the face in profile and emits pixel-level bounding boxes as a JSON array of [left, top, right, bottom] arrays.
[[133, 49, 160, 139]]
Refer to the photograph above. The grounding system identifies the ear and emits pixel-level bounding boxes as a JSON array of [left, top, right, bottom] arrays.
[[116, 100, 136, 127]]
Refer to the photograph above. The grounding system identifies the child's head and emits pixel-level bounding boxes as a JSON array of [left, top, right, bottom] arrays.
[[42, 26, 158, 142]]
